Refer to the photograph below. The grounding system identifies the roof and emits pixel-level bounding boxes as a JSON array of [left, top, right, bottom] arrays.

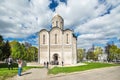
[[52, 14, 63, 21]]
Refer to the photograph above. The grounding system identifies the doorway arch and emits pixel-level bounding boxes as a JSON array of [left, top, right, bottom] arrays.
[[53, 54, 59, 65]]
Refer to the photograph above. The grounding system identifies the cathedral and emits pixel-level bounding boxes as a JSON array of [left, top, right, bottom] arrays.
[[38, 14, 77, 65]]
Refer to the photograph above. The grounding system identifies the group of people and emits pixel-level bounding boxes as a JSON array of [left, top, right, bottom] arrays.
[[44, 62, 49, 68], [43, 61, 64, 68], [6, 57, 64, 76], [6, 57, 23, 76]]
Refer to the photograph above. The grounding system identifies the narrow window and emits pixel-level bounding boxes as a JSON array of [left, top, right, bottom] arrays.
[[55, 34, 57, 44], [66, 34, 69, 44], [56, 21, 58, 27], [43, 35, 45, 44], [61, 22, 63, 28]]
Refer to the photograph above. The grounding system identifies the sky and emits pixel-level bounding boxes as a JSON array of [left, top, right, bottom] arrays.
[[0, 0, 120, 49]]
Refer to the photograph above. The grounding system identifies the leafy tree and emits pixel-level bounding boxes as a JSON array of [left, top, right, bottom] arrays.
[[86, 51, 95, 60], [0, 35, 4, 60], [33, 46, 38, 61], [105, 43, 120, 62], [0, 35, 38, 62], [0, 35, 3, 44], [10, 40, 38, 62], [20, 44, 27, 60], [86, 46, 103, 61], [77, 48, 84, 62], [0, 35, 6, 60], [109, 45, 119, 61], [10, 40, 22, 59], [0, 49, 2, 60], [116, 48, 120, 60], [94, 47, 103, 61], [27, 46, 38, 61], [2, 40, 11, 59], [105, 43, 111, 62], [0, 35, 11, 60]]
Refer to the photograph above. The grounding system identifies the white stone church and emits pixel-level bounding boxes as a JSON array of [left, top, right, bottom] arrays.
[[38, 14, 77, 65]]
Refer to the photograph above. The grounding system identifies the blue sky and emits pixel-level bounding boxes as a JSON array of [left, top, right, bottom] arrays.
[[0, 0, 120, 49]]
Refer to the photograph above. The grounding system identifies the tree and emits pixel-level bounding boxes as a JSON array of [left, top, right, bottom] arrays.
[[0, 35, 4, 60], [0, 35, 38, 61], [2, 40, 11, 59], [109, 44, 119, 61], [86, 51, 95, 60], [10, 40, 38, 62], [77, 48, 84, 62], [27, 46, 38, 61], [94, 47, 103, 61], [105, 43, 111, 62], [0, 35, 3, 44], [0, 49, 2, 60], [33, 47, 38, 61], [0, 35, 6, 60], [0, 35, 11, 60], [10, 40, 22, 59], [86, 46, 103, 61], [116, 48, 120, 60], [105, 43, 120, 62], [20, 44, 27, 60]]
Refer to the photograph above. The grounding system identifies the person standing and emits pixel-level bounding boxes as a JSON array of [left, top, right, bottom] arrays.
[[47, 62, 49, 69], [44, 62, 46, 68], [62, 61, 64, 66], [18, 59, 23, 76], [7, 57, 13, 70]]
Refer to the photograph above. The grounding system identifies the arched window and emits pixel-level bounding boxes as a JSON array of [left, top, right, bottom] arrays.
[[60, 22, 63, 28], [56, 21, 58, 27], [52, 22, 54, 25], [55, 34, 57, 44], [43, 35, 45, 44], [66, 34, 69, 44]]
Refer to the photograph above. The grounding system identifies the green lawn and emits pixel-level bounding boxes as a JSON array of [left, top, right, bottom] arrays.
[[0, 63, 42, 80], [48, 62, 120, 74]]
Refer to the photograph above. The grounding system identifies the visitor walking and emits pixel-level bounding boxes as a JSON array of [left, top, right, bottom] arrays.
[[62, 61, 64, 66], [47, 62, 49, 69], [44, 62, 46, 68], [18, 59, 23, 76]]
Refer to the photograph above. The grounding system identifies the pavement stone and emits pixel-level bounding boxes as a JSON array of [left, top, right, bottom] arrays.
[[48, 66, 120, 80], [8, 68, 48, 80], [7, 66, 120, 80]]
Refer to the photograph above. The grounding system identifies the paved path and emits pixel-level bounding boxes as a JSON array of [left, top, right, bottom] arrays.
[[48, 66, 120, 80], [8, 68, 48, 80], [8, 66, 120, 80]]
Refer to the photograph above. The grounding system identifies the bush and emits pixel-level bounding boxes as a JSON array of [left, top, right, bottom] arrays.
[[0, 63, 18, 68]]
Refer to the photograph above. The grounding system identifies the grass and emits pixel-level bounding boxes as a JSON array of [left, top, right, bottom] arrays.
[[48, 62, 120, 74], [0, 63, 42, 80]]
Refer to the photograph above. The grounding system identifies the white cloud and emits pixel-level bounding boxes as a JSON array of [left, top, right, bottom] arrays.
[[75, 4, 120, 49], [55, 0, 120, 49], [0, 0, 120, 49], [55, 0, 99, 27], [0, 0, 53, 38]]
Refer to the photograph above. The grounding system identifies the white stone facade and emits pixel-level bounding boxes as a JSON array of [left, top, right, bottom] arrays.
[[38, 14, 77, 65]]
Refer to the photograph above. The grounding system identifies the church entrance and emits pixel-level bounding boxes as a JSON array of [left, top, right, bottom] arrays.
[[52, 54, 59, 65]]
